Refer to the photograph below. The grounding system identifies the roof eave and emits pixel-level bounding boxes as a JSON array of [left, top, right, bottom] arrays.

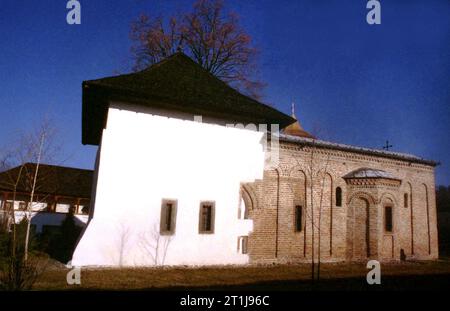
[[82, 82, 296, 146], [279, 135, 438, 167]]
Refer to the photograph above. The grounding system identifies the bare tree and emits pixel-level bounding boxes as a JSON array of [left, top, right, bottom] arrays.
[[308, 142, 316, 282], [0, 118, 61, 290], [288, 139, 331, 282], [115, 223, 132, 267], [10, 120, 60, 260], [0, 245, 46, 290], [0, 155, 13, 233], [138, 223, 172, 266], [130, 0, 263, 98], [316, 151, 331, 281], [131, 15, 182, 67], [23, 131, 44, 261]]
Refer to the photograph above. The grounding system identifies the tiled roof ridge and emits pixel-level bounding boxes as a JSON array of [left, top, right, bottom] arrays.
[[279, 133, 437, 166]]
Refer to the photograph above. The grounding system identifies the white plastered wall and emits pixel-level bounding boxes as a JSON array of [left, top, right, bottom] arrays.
[[72, 103, 266, 266]]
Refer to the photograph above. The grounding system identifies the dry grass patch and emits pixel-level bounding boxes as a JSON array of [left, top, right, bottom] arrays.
[[33, 259, 450, 290]]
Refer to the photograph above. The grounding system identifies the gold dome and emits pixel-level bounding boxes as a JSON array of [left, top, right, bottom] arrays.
[[283, 103, 315, 139]]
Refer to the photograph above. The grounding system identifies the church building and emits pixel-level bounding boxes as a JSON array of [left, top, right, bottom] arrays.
[[72, 53, 438, 266]]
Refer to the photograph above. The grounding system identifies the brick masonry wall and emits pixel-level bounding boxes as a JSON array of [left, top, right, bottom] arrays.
[[246, 141, 438, 263]]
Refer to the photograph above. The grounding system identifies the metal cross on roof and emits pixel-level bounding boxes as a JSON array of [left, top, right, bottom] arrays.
[[383, 140, 393, 151]]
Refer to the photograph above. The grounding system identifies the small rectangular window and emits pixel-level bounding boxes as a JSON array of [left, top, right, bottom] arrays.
[[160, 199, 177, 235], [5, 201, 12, 211], [404, 193, 408, 208], [199, 201, 215, 234], [56, 204, 70, 213], [385, 206, 393, 232], [295, 205, 303, 232], [336, 187, 342, 207], [238, 236, 248, 254], [19, 202, 27, 211]]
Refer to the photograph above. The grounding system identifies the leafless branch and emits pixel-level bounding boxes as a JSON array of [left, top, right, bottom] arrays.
[[130, 0, 264, 98]]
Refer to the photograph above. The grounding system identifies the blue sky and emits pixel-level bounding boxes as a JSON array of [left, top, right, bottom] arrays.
[[0, 0, 449, 184]]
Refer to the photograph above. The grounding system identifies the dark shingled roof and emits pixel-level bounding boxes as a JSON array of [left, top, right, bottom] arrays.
[[82, 52, 295, 145], [0, 163, 93, 198]]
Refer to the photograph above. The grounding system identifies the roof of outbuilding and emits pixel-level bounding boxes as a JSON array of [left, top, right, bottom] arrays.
[[0, 163, 93, 198], [82, 52, 295, 145], [343, 168, 399, 180]]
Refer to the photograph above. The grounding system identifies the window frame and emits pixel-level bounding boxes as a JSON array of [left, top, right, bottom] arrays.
[[18, 202, 27, 211], [336, 187, 342, 207], [4, 201, 13, 211], [238, 236, 248, 254], [294, 205, 303, 232], [384, 205, 393, 233], [198, 201, 215, 234], [160, 199, 178, 236]]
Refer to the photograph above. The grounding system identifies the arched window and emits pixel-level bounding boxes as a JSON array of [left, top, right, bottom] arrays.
[[336, 187, 342, 207]]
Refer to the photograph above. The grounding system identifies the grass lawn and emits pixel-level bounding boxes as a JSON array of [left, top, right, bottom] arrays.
[[33, 258, 450, 291]]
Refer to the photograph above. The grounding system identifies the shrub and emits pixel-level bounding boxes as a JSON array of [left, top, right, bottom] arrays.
[[0, 218, 48, 290]]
